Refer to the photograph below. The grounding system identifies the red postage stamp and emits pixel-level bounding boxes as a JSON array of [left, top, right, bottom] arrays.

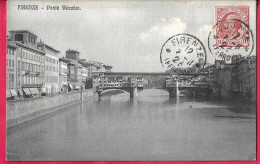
[[215, 6, 249, 47]]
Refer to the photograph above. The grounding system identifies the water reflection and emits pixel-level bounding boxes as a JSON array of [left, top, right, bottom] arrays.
[[7, 89, 256, 161]]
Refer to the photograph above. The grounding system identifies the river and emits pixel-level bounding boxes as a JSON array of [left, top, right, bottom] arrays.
[[7, 89, 256, 161]]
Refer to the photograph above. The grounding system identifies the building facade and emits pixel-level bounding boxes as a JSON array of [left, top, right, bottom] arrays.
[[6, 42, 17, 99], [231, 56, 256, 102], [9, 30, 45, 97], [59, 58, 68, 92], [64, 49, 82, 90], [38, 42, 60, 94]]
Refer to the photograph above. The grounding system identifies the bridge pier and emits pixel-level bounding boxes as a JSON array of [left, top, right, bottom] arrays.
[[97, 91, 102, 97], [169, 87, 177, 98], [130, 87, 138, 98]]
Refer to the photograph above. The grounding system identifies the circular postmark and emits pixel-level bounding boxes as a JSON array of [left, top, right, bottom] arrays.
[[208, 19, 254, 63], [160, 33, 207, 71]]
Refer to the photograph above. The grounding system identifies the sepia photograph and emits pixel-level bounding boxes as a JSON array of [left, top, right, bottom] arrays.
[[5, 0, 257, 161]]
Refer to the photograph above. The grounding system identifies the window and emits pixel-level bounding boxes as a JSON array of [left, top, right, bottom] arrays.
[[15, 34, 23, 41], [11, 49, 14, 55], [9, 59, 11, 67], [12, 60, 14, 67], [11, 74, 14, 83], [18, 61, 21, 70]]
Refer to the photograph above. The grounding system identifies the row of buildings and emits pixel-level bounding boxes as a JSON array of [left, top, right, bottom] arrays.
[[209, 56, 256, 102], [164, 55, 256, 102], [7, 30, 112, 99]]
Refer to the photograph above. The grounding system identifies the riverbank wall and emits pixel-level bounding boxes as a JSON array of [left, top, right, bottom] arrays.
[[212, 86, 256, 103], [7, 89, 94, 128]]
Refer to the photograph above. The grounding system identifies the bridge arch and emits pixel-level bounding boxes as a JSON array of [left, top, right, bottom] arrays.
[[100, 89, 130, 96]]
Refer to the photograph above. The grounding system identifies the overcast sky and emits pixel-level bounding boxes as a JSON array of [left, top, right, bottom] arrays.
[[7, 0, 256, 72]]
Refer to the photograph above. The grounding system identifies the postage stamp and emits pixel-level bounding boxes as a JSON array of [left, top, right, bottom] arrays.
[[208, 16, 254, 63], [215, 6, 249, 47]]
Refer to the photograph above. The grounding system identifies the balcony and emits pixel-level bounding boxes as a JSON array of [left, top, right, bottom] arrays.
[[22, 84, 43, 88], [22, 70, 30, 75]]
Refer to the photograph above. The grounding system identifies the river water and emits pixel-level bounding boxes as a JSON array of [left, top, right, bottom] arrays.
[[7, 89, 256, 161]]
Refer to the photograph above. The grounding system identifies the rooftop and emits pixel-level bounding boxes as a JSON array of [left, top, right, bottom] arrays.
[[66, 49, 80, 53], [44, 44, 60, 53], [9, 30, 37, 37]]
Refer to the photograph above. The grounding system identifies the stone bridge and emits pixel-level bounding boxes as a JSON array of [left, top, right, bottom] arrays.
[[96, 72, 211, 98]]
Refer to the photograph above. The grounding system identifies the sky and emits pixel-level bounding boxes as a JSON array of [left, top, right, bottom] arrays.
[[7, 0, 256, 72]]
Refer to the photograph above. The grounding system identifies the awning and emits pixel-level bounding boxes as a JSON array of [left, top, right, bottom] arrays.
[[68, 83, 73, 89], [34, 88, 39, 94], [10, 89, 17, 97], [6, 90, 12, 98], [23, 88, 32, 95], [41, 88, 47, 93], [29, 88, 37, 95]]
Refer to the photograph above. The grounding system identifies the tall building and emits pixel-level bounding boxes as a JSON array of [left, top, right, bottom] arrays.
[[8, 30, 45, 97], [65, 49, 82, 90], [38, 42, 60, 94], [231, 56, 256, 102], [77, 63, 83, 88], [78, 59, 89, 88], [6, 42, 17, 99], [248, 56, 256, 102], [103, 65, 113, 72], [59, 58, 68, 92], [66, 49, 79, 61], [81, 66, 88, 87]]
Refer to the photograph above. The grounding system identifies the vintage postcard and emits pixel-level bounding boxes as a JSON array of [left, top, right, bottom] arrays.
[[6, 0, 257, 161]]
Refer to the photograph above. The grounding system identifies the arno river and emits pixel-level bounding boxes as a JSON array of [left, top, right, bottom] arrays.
[[7, 89, 256, 161]]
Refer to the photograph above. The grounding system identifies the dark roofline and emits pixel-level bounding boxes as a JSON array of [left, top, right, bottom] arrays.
[[7, 42, 17, 49], [44, 44, 60, 53], [15, 42, 45, 55], [59, 57, 69, 63], [66, 49, 80, 53], [59, 57, 77, 65], [103, 65, 113, 69], [9, 30, 37, 37]]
